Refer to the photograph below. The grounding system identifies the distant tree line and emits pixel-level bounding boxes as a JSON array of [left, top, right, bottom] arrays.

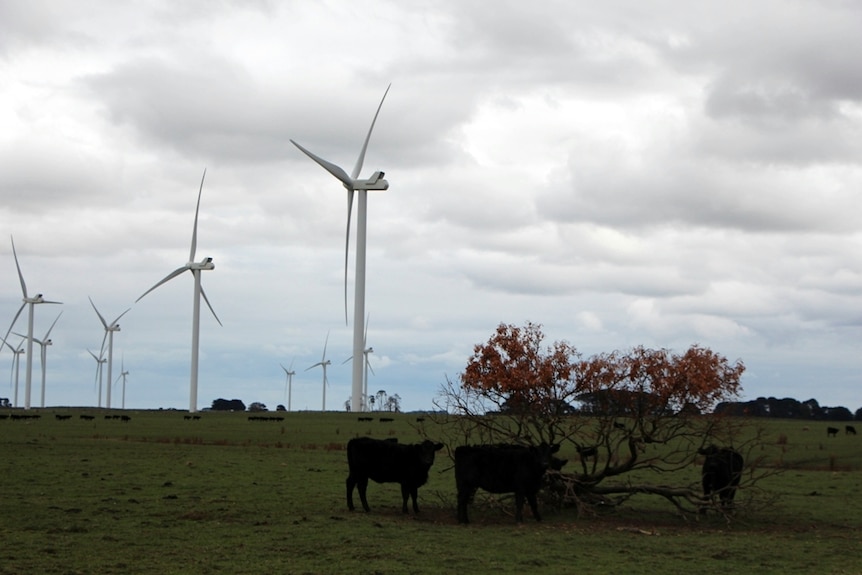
[[714, 397, 862, 421]]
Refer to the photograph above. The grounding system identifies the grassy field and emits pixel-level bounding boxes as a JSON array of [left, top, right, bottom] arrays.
[[1, 409, 861, 574]]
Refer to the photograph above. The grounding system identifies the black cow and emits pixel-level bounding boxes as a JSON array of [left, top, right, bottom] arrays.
[[455, 443, 561, 523], [698, 445, 743, 513], [346, 437, 444, 514], [846, 425, 857, 436], [827, 426, 839, 437]]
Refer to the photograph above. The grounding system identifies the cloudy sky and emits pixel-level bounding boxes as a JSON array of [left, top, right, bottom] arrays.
[[1, 0, 860, 413]]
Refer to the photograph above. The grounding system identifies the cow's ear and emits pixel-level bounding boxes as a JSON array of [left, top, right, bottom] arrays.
[[434, 442, 444, 451], [550, 444, 561, 454]]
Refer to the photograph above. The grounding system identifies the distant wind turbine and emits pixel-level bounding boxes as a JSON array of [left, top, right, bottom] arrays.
[[89, 297, 130, 409], [280, 360, 295, 412], [2, 236, 62, 409], [291, 84, 391, 414], [87, 348, 107, 408], [136, 170, 222, 413], [305, 332, 331, 411], [114, 356, 129, 409], [341, 315, 374, 412], [13, 311, 62, 408], [2, 337, 25, 407]]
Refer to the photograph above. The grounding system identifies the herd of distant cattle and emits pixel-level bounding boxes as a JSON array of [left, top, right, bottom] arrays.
[[3, 413, 857, 522]]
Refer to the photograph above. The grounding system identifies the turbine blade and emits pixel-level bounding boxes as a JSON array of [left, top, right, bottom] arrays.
[[2, 303, 27, 352], [200, 286, 223, 327], [136, 266, 189, 302], [111, 308, 131, 326], [12, 331, 41, 345], [341, 355, 352, 365], [368, 362, 376, 377], [351, 84, 391, 180], [290, 140, 353, 188], [43, 311, 63, 340], [10, 236, 28, 298], [99, 331, 109, 358], [322, 331, 330, 362], [87, 349, 100, 362], [344, 189, 353, 325], [190, 169, 206, 262], [305, 362, 322, 372], [89, 297, 109, 329], [40, 300, 62, 305]]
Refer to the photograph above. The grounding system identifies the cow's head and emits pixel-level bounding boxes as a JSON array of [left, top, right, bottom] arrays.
[[533, 442, 561, 469], [418, 440, 445, 466]]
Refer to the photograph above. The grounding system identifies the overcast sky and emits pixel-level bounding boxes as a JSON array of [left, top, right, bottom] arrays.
[[1, 0, 860, 413]]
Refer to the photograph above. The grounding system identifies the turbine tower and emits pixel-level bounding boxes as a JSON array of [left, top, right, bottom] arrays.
[[280, 361, 295, 412], [291, 84, 390, 414], [87, 348, 107, 408], [136, 170, 221, 413], [341, 316, 374, 411], [3, 236, 62, 409], [14, 311, 62, 408], [2, 337, 25, 407], [89, 297, 130, 409], [305, 333, 331, 411]]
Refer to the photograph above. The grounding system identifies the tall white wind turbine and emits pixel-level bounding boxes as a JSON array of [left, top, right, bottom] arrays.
[[136, 170, 222, 413], [3, 236, 62, 409], [2, 337, 25, 407], [290, 84, 391, 414], [13, 311, 62, 408], [87, 348, 107, 408], [280, 360, 295, 412], [305, 333, 331, 411], [89, 297, 130, 409]]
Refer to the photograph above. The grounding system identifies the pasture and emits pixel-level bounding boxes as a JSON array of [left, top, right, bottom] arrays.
[[1, 410, 861, 574]]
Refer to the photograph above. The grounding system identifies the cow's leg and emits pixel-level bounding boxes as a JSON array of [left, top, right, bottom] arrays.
[[346, 475, 356, 511], [456, 488, 470, 524], [526, 491, 542, 522], [514, 492, 525, 522], [407, 485, 420, 514], [357, 477, 371, 512], [399, 483, 410, 514]]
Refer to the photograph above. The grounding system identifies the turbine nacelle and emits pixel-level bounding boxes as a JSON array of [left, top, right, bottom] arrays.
[[189, 256, 215, 271], [354, 171, 388, 191]]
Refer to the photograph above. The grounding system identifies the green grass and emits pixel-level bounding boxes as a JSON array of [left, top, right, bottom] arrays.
[[1, 410, 861, 574]]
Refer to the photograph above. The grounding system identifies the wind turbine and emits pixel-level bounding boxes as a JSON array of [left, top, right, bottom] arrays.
[[3, 236, 62, 409], [89, 297, 130, 409], [87, 348, 107, 408], [114, 356, 129, 409], [13, 311, 62, 408], [136, 170, 222, 413], [291, 84, 391, 413], [305, 332, 331, 411], [2, 337, 25, 407], [280, 360, 295, 412]]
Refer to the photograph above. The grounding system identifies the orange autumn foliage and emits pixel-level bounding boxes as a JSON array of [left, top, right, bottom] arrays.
[[460, 322, 743, 416]]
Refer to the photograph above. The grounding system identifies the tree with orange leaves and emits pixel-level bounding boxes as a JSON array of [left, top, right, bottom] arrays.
[[434, 322, 764, 517]]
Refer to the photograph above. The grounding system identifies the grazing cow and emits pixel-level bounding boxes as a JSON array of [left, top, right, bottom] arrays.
[[346, 437, 444, 514], [576, 445, 598, 463], [846, 425, 857, 436], [455, 443, 561, 523], [827, 426, 839, 437], [379, 417, 394, 423], [698, 445, 743, 513]]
